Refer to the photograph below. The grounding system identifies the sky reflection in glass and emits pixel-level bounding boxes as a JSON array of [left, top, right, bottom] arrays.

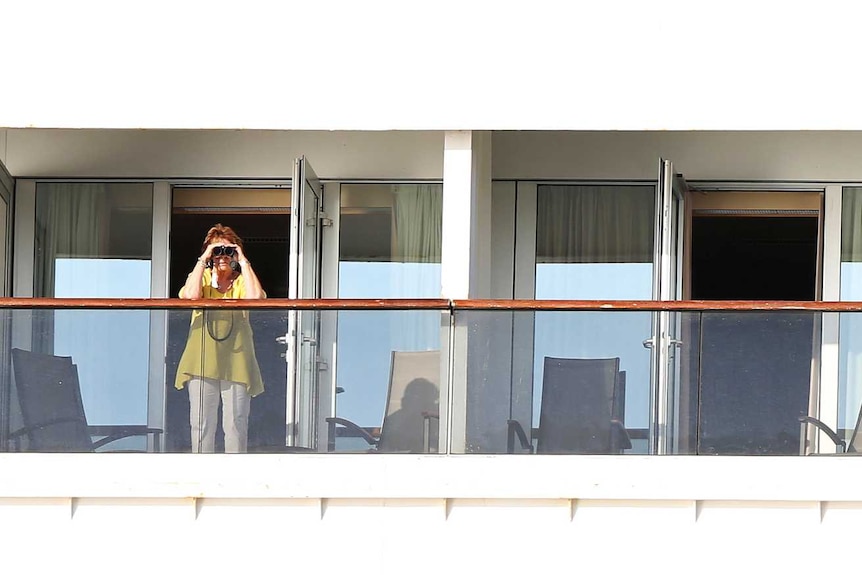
[[54, 258, 151, 425], [535, 262, 653, 427]]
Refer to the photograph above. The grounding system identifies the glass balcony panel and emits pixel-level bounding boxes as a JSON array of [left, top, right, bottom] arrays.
[[6, 308, 159, 452], [2, 305, 450, 454], [455, 308, 828, 456], [332, 309, 446, 453], [454, 309, 652, 455], [695, 312, 816, 455], [0, 302, 848, 456]]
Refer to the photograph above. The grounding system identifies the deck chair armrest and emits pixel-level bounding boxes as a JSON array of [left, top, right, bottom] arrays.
[[507, 420, 534, 454], [9, 417, 86, 450], [90, 426, 164, 452], [798, 415, 846, 453], [325, 417, 379, 452], [420, 412, 440, 454], [9, 417, 82, 439], [611, 419, 632, 451], [10, 423, 163, 452]]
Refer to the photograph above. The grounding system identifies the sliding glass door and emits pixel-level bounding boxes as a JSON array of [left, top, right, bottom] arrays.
[[525, 182, 656, 454], [32, 182, 155, 447]]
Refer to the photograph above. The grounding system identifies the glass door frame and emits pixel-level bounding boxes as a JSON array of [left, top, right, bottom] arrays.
[[648, 159, 686, 455], [684, 184, 832, 454], [286, 156, 323, 448]]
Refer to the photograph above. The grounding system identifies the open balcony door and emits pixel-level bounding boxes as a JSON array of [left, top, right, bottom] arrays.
[[285, 156, 322, 448], [648, 158, 688, 454]]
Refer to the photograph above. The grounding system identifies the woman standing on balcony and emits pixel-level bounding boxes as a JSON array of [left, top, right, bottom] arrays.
[[175, 224, 267, 453]]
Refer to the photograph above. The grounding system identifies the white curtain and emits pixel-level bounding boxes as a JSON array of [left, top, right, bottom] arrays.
[[35, 183, 107, 297], [536, 185, 653, 264], [32, 183, 106, 354], [392, 183, 442, 263], [390, 184, 443, 350], [843, 189, 862, 262]]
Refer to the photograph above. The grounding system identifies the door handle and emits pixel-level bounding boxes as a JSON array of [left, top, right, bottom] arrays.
[[643, 337, 683, 349]]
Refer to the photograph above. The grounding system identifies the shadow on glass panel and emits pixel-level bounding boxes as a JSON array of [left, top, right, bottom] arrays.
[[327, 350, 440, 453], [508, 356, 631, 454], [9, 348, 162, 452]]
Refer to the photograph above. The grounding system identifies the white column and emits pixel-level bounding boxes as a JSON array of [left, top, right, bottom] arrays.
[[442, 131, 492, 299], [443, 131, 494, 453]]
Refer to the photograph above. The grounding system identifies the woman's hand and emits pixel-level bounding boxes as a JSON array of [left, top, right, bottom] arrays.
[[182, 244, 214, 300], [232, 243, 247, 263], [200, 243, 218, 262], [230, 244, 265, 299]]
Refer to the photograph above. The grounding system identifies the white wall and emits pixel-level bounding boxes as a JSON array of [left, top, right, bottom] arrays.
[[4, 129, 443, 179], [11, 129, 862, 183], [493, 131, 862, 181], [1, 454, 860, 574], [4, 3, 862, 131]]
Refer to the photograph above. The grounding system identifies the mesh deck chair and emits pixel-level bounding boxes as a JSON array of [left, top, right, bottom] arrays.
[[508, 356, 631, 454], [326, 350, 440, 453], [9, 348, 162, 452], [799, 403, 862, 455]]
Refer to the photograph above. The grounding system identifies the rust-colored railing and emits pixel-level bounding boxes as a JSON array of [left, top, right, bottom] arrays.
[[1, 298, 862, 311], [452, 299, 862, 311], [0, 298, 450, 310]]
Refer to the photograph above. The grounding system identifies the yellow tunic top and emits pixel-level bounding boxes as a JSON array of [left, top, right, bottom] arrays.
[[174, 269, 265, 397]]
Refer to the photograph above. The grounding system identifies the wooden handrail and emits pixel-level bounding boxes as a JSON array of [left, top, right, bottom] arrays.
[[451, 299, 862, 311], [0, 297, 861, 312], [0, 298, 450, 310]]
